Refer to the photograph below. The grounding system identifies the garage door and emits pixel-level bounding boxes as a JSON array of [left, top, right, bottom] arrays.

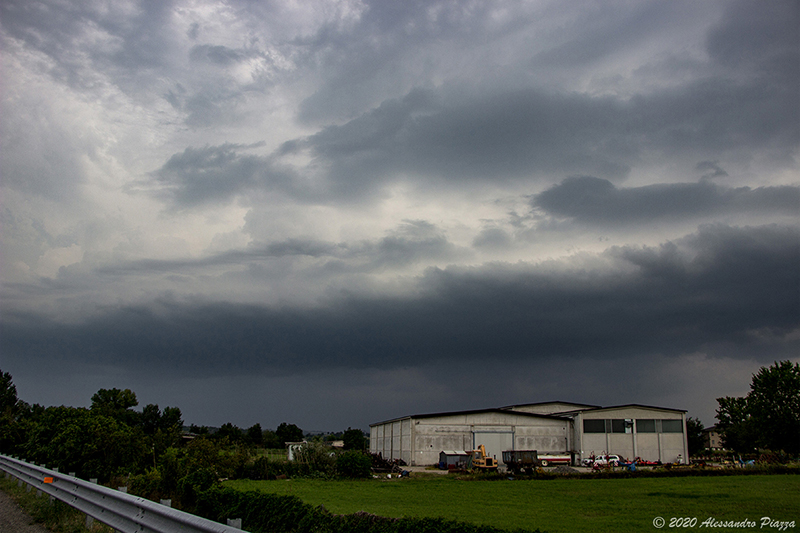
[[472, 430, 514, 464]]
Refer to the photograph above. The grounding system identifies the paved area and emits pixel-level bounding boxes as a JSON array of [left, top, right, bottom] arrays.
[[0, 488, 50, 533]]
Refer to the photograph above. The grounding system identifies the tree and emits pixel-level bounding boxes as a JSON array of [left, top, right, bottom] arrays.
[[342, 427, 367, 451], [216, 422, 243, 442], [247, 423, 263, 446], [0, 370, 18, 413], [91, 388, 138, 412], [716, 361, 800, 454], [748, 360, 800, 454], [91, 388, 139, 425], [686, 417, 705, 456], [262, 429, 282, 449], [0, 370, 24, 453], [141, 404, 162, 435], [160, 407, 183, 431], [276, 422, 304, 445]]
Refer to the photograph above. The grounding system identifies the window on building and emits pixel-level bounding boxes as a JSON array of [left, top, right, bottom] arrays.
[[584, 419, 606, 433], [611, 419, 633, 433], [636, 419, 656, 433], [661, 419, 683, 433]]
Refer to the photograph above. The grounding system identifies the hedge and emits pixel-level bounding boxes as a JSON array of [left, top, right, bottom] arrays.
[[192, 485, 541, 533]]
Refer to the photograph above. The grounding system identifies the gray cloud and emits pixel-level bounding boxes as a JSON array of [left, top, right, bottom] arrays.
[[284, 71, 798, 201], [533, 176, 800, 225], [0, 0, 178, 93], [695, 161, 729, 179], [4, 224, 797, 378], [148, 143, 300, 207], [93, 220, 465, 278]]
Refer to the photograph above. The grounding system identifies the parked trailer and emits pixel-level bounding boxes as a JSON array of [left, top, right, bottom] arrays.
[[536, 453, 571, 467], [502, 450, 542, 474]]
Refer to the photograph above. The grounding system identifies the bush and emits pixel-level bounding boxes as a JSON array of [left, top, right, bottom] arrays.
[[128, 467, 164, 501], [193, 485, 541, 533], [178, 467, 220, 511], [336, 451, 372, 478], [293, 442, 337, 478]]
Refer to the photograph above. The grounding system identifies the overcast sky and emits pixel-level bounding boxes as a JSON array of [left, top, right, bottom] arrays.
[[2, 0, 798, 433]]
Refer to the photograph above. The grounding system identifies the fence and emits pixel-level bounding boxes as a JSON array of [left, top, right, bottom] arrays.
[[0, 454, 247, 533]]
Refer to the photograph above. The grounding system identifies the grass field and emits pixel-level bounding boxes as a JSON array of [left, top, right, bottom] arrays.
[[225, 474, 799, 533]]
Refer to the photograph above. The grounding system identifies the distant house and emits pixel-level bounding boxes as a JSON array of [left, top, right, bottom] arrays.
[[702, 425, 724, 450]]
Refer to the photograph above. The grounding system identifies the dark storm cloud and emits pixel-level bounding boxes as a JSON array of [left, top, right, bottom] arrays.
[[123, 0, 799, 211], [283, 73, 796, 200], [4, 224, 797, 377], [706, 0, 799, 87], [533, 177, 800, 225]]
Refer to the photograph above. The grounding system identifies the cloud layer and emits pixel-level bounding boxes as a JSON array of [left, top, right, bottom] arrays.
[[1, 0, 797, 430]]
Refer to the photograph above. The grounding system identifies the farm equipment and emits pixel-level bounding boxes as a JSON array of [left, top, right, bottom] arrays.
[[467, 445, 498, 472], [502, 450, 542, 474]]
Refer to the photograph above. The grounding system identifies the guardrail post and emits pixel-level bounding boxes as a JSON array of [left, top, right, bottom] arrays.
[[118, 486, 127, 493], [160, 499, 172, 507], [227, 518, 242, 529]]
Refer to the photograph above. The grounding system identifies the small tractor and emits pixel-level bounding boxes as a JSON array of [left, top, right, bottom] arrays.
[[467, 445, 498, 472]]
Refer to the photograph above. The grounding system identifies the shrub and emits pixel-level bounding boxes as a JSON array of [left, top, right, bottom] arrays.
[[193, 485, 541, 533], [336, 451, 372, 478], [128, 467, 164, 501], [293, 441, 337, 478], [178, 467, 220, 511]]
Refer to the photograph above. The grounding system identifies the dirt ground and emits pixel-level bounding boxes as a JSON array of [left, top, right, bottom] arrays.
[[0, 489, 50, 533]]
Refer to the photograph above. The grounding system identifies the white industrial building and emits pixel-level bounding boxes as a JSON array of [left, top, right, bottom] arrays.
[[370, 401, 688, 467]]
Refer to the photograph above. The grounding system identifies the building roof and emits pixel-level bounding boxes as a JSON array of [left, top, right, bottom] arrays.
[[500, 400, 601, 411], [370, 402, 686, 427], [561, 403, 687, 415], [369, 407, 570, 427]]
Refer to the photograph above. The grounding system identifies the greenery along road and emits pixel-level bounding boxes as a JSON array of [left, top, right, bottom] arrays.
[[225, 474, 800, 533]]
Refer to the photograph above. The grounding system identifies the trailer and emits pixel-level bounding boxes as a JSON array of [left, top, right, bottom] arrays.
[[502, 450, 542, 474], [536, 453, 571, 467]]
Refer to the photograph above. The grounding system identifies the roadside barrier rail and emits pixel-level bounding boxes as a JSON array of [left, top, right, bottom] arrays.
[[0, 454, 247, 533]]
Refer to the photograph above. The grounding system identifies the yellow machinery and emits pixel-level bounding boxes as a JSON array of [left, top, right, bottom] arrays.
[[467, 445, 498, 472]]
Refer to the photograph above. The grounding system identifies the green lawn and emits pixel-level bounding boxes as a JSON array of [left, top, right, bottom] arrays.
[[225, 474, 799, 533]]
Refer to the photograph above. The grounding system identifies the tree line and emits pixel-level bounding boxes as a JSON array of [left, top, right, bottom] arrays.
[[0, 369, 369, 488]]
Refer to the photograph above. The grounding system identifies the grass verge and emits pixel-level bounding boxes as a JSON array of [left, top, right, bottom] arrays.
[[0, 475, 114, 533], [225, 473, 799, 533]]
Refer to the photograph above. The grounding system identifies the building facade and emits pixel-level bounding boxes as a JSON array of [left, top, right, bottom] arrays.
[[702, 425, 724, 450], [370, 401, 688, 466]]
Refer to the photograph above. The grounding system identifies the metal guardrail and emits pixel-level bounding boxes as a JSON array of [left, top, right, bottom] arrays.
[[0, 454, 248, 533]]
